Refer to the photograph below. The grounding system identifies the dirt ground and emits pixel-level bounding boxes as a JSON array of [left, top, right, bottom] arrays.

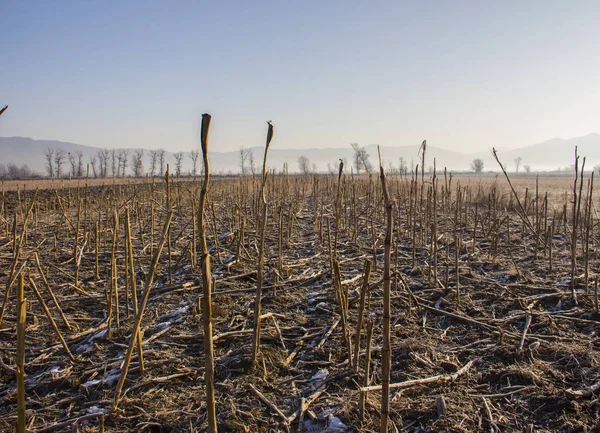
[[0, 173, 599, 432]]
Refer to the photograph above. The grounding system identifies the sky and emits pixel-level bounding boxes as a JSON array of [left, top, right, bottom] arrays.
[[1, 0, 599, 153]]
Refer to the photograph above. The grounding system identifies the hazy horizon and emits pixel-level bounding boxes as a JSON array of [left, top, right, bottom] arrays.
[[2, 1, 600, 153]]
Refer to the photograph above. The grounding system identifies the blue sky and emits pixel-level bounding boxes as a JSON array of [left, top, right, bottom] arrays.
[[1, 0, 599, 152]]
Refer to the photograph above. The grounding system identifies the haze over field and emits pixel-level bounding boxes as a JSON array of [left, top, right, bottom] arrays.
[[1, 134, 600, 175]]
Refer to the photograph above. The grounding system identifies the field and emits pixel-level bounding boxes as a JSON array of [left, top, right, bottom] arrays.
[[0, 161, 599, 432]]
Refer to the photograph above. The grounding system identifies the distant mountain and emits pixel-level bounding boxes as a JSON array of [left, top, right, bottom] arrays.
[[0, 134, 598, 176], [479, 133, 600, 171]]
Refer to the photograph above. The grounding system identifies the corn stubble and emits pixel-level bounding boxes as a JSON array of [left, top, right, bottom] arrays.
[[0, 121, 598, 432]]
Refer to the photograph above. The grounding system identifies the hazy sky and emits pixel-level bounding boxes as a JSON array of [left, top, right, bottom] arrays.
[[2, 0, 599, 153]]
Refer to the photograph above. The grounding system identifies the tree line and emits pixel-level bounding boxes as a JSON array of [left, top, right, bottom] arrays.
[[41, 148, 203, 179]]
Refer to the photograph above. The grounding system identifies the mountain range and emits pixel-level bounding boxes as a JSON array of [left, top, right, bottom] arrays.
[[1, 134, 599, 176]]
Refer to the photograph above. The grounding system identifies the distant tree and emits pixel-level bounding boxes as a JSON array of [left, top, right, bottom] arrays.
[[351, 143, 373, 174], [514, 157, 522, 173], [174, 152, 184, 177], [76, 151, 84, 177], [89, 156, 98, 178], [68, 152, 77, 177], [130, 149, 143, 177], [298, 155, 311, 175], [7, 164, 20, 179], [189, 149, 200, 176], [55, 149, 66, 178], [44, 148, 54, 178], [110, 149, 118, 177], [398, 157, 408, 176], [524, 165, 531, 173], [311, 162, 318, 174], [387, 161, 398, 176], [97, 149, 110, 178], [595, 165, 600, 176], [120, 150, 129, 177], [249, 151, 256, 177], [7, 164, 19, 179], [5, 163, 33, 179], [158, 149, 166, 175], [239, 147, 251, 176], [149, 149, 159, 176], [470, 158, 484, 173]]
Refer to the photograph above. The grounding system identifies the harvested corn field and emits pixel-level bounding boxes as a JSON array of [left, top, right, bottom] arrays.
[[0, 129, 599, 433]]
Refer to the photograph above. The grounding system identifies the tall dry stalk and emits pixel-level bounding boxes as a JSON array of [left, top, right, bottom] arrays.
[[584, 173, 594, 292], [125, 207, 144, 373], [251, 121, 274, 366], [571, 148, 585, 303], [378, 148, 394, 433], [198, 113, 218, 432]]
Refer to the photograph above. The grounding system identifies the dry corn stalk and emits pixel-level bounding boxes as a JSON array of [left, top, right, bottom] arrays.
[[198, 113, 218, 433], [251, 121, 274, 366], [379, 148, 394, 433]]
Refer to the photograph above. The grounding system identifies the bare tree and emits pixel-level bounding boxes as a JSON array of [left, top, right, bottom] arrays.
[[471, 158, 484, 173], [44, 148, 54, 178], [76, 151, 84, 177], [189, 149, 200, 176], [298, 155, 311, 175], [249, 151, 256, 177], [594, 164, 600, 176], [68, 152, 77, 177], [158, 149, 166, 175], [111, 149, 118, 177], [55, 149, 66, 178], [174, 151, 184, 177], [89, 156, 98, 178], [97, 149, 110, 178], [399, 157, 408, 176], [149, 149, 159, 176], [524, 164, 531, 173], [5, 164, 33, 179], [239, 147, 251, 175], [387, 161, 398, 176], [351, 143, 372, 174], [119, 150, 129, 177], [132, 149, 144, 177], [514, 156, 522, 173]]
